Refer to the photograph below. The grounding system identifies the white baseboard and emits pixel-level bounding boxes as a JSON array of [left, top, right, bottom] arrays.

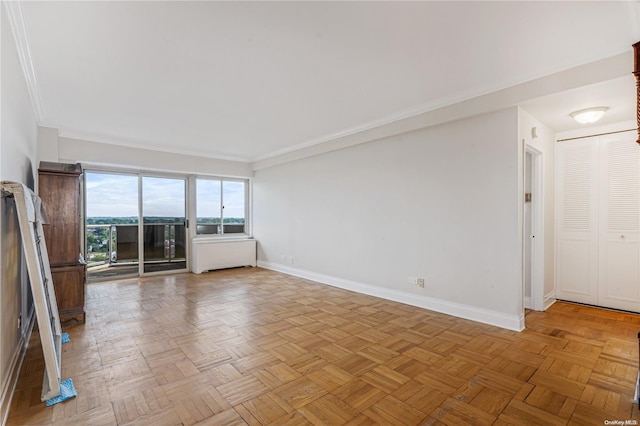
[[1, 310, 35, 426], [258, 261, 525, 332], [524, 296, 532, 309], [543, 291, 556, 310]]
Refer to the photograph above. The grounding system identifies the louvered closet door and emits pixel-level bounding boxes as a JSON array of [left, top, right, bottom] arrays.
[[597, 134, 640, 312], [556, 139, 599, 305]]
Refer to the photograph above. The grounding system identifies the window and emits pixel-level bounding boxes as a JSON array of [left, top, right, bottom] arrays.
[[196, 178, 247, 235]]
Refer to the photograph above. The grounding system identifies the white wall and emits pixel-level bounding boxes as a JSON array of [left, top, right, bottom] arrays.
[[518, 108, 556, 310], [254, 107, 524, 330], [37, 126, 57, 167], [39, 135, 252, 178], [1, 4, 39, 423]]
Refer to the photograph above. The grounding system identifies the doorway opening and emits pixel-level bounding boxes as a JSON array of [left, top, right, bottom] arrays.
[[141, 176, 187, 274], [524, 146, 544, 311]]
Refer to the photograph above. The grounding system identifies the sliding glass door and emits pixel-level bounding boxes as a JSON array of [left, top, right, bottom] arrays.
[[85, 172, 140, 281], [142, 176, 187, 274], [85, 171, 188, 280]]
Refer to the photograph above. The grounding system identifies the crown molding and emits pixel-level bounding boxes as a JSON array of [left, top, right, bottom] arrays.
[[3, 1, 45, 123], [252, 51, 632, 171], [250, 76, 519, 165], [58, 129, 251, 164]]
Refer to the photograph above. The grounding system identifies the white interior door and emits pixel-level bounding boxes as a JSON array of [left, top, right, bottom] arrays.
[[556, 132, 640, 313], [597, 134, 640, 311], [556, 139, 599, 305]]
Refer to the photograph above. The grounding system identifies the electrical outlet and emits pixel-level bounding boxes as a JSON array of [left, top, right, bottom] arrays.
[[289, 256, 294, 264], [408, 277, 417, 285], [417, 278, 425, 288]]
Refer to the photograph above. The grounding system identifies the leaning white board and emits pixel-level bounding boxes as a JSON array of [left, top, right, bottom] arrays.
[[1, 182, 63, 401]]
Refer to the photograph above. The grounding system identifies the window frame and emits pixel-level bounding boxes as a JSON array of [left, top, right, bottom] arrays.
[[192, 176, 251, 239], [81, 166, 252, 279]]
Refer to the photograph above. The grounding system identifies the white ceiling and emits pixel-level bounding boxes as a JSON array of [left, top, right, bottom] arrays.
[[10, 1, 640, 162]]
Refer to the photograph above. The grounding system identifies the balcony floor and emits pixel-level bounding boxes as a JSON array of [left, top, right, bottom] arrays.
[[87, 261, 187, 282]]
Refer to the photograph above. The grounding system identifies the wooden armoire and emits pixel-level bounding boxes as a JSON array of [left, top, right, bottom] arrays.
[[38, 162, 86, 325]]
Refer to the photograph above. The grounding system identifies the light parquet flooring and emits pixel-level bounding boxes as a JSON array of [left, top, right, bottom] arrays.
[[6, 267, 640, 425]]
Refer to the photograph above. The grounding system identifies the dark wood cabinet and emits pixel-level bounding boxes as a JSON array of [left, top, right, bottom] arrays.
[[38, 162, 86, 325]]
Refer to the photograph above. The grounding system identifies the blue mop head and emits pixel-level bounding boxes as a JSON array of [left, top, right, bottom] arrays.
[[45, 378, 77, 406], [61, 333, 70, 344]]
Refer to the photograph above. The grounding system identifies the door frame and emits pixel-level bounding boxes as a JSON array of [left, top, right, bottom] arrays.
[[139, 173, 189, 277], [83, 167, 191, 279], [84, 169, 141, 280], [524, 144, 545, 311]]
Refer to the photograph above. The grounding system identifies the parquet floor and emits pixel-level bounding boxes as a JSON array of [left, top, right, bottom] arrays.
[[6, 267, 640, 425]]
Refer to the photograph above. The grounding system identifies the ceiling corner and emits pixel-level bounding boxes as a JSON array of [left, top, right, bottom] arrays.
[[3, 0, 45, 123]]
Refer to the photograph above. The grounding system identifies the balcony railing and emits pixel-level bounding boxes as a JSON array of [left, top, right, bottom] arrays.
[[196, 223, 245, 235], [86, 223, 186, 269]]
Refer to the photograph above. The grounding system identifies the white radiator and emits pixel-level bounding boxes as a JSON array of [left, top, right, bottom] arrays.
[[191, 239, 257, 274]]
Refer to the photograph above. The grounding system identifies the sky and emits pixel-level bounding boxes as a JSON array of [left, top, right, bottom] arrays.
[[196, 179, 245, 220], [85, 172, 244, 219]]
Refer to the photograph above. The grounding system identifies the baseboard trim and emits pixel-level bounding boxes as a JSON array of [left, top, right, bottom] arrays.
[[543, 291, 557, 310], [1, 310, 35, 426], [258, 261, 525, 332]]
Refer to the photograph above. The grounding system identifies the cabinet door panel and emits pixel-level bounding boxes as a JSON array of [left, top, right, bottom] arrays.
[[39, 173, 81, 265], [51, 265, 85, 324]]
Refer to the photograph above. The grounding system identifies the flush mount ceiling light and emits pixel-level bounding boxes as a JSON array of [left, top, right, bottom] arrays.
[[570, 107, 609, 124]]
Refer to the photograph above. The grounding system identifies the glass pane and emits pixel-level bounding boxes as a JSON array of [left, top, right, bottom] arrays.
[[196, 179, 221, 234], [142, 177, 186, 273], [85, 172, 139, 281], [222, 181, 245, 234]]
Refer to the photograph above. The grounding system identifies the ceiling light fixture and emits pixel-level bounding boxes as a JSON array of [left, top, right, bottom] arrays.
[[570, 107, 608, 124]]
